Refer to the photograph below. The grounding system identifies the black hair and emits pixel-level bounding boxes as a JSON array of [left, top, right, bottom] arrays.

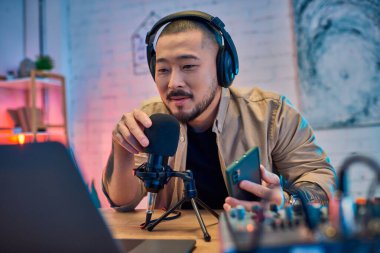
[[158, 19, 223, 47]]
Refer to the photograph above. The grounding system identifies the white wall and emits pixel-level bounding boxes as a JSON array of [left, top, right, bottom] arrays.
[[0, 0, 67, 76], [64, 0, 303, 206], [24, 0, 39, 61], [0, 0, 24, 76], [64, 0, 380, 203]]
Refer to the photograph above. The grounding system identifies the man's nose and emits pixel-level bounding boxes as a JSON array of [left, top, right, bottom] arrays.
[[168, 68, 185, 89]]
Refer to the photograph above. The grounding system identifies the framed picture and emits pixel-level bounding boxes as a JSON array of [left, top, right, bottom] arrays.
[[292, 0, 380, 129]]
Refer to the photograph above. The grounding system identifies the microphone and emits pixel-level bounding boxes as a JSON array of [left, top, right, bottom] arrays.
[[135, 113, 180, 226]]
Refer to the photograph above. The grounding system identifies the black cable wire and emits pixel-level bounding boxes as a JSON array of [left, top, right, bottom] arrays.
[[139, 209, 181, 228]]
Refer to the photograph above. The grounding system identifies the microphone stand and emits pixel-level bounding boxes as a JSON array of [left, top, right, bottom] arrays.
[[134, 164, 219, 242]]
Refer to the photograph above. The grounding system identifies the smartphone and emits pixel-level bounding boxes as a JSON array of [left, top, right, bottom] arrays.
[[225, 146, 261, 201]]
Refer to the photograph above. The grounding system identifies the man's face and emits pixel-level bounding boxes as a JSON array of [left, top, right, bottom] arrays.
[[154, 29, 220, 123]]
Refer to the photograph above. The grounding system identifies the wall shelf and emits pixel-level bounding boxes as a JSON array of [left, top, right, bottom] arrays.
[[0, 70, 68, 145]]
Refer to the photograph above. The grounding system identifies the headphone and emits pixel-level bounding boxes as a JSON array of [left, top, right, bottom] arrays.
[[331, 154, 380, 237], [145, 10, 239, 88], [338, 154, 380, 196]]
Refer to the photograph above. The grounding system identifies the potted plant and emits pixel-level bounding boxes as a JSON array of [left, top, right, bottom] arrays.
[[35, 55, 54, 71]]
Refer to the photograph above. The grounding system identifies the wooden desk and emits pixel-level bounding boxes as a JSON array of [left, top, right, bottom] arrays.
[[100, 208, 220, 253]]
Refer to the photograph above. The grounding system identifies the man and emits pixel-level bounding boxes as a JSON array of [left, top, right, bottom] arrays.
[[102, 11, 336, 212]]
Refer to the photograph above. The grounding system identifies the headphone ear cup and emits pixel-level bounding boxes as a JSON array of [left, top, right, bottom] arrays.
[[216, 48, 225, 87], [223, 48, 234, 87], [146, 42, 156, 80], [149, 54, 156, 80], [216, 46, 235, 88]]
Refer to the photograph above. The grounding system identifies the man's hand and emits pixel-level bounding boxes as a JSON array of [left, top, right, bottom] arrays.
[[112, 109, 152, 154], [224, 165, 285, 211]]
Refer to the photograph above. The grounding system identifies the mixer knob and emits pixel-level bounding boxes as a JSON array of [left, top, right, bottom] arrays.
[[236, 205, 246, 220]]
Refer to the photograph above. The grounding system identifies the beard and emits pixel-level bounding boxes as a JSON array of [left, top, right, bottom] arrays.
[[165, 80, 218, 123]]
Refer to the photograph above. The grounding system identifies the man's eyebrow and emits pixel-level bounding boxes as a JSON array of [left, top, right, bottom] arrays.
[[156, 54, 200, 63], [177, 54, 200, 60]]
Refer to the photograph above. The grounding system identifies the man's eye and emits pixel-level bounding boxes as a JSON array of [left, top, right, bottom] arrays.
[[157, 68, 168, 73], [183, 65, 197, 70]]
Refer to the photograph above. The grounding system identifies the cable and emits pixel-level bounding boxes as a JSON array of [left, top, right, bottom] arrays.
[[140, 209, 181, 228]]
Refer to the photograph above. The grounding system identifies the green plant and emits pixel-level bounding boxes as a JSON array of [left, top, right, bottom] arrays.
[[35, 55, 54, 70]]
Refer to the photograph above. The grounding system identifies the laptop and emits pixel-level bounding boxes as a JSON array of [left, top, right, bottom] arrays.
[[0, 142, 195, 253]]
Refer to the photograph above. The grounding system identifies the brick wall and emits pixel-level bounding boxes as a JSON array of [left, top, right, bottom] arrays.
[[65, 0, 380, 206]]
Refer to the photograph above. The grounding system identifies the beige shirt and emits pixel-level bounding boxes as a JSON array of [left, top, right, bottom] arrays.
[[104, 87, 337, 211]]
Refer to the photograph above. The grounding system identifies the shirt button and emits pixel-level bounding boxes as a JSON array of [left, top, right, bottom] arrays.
[[180, 136, 185, 142]]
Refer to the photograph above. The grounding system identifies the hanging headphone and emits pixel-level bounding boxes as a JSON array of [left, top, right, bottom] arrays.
[[145, 10, 239, 88], [332, 154, 380, 237], [338, 154, 380, 197]]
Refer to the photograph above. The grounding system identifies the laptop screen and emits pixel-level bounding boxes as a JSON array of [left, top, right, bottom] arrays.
[[0, 142, 122, 252], [0, 142, 196, 253]]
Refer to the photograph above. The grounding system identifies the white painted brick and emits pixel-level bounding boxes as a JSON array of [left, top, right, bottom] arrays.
[[62, 0, 380, 206]]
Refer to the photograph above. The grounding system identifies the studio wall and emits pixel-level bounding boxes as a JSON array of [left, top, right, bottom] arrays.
[[65, 0, 301, 206], [1, 0, 379, 206]]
